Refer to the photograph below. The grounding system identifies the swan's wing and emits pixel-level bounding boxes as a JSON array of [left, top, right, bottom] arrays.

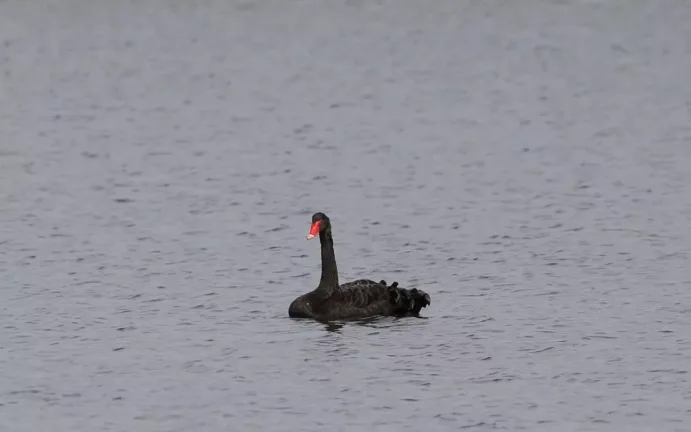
[[311, 279, 391, 319], [340, 279, 432, 317], [315, 279, 431, 320], [337, 279, 389, 308]]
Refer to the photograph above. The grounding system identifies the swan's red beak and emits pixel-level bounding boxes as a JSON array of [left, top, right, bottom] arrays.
[[306, 221, 320, 240]]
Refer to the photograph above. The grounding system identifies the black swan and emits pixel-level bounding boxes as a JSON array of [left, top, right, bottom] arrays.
[[288, 212, 431, 321]]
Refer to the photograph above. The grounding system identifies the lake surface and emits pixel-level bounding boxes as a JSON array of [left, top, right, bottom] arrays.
[[1, 0, 691, 430]]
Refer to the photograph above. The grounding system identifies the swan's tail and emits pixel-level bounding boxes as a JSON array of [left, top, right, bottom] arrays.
[[382, 280, 431, 317]]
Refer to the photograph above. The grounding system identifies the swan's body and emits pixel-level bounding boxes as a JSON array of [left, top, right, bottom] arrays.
[[289, 212, 431, 321], [289, 278, 431, 320]]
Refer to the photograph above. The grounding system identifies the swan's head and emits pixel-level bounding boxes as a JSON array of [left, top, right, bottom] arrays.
[[307, 212, 330, 240]]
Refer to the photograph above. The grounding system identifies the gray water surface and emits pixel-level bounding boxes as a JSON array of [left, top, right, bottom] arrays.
[[2, 1, 691, 431]]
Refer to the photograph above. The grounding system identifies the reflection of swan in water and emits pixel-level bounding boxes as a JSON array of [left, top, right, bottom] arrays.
[[323, 322, 344, 333], [289, 212, 431, 321]]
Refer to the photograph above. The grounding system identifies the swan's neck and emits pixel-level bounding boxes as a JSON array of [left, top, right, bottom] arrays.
[[317, 228, 339, 295]]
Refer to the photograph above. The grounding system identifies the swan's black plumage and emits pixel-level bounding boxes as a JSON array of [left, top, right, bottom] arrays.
[[288, 212, 431, 321]]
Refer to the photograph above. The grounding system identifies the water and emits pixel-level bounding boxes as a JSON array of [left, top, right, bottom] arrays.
[[1, 0, 691, 430]]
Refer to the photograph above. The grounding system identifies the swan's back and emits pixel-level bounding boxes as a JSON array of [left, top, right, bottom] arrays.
[[311, 279, 430, 320]]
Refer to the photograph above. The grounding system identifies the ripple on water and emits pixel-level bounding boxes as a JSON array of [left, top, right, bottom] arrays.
[[2, 0, 691, 431]]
